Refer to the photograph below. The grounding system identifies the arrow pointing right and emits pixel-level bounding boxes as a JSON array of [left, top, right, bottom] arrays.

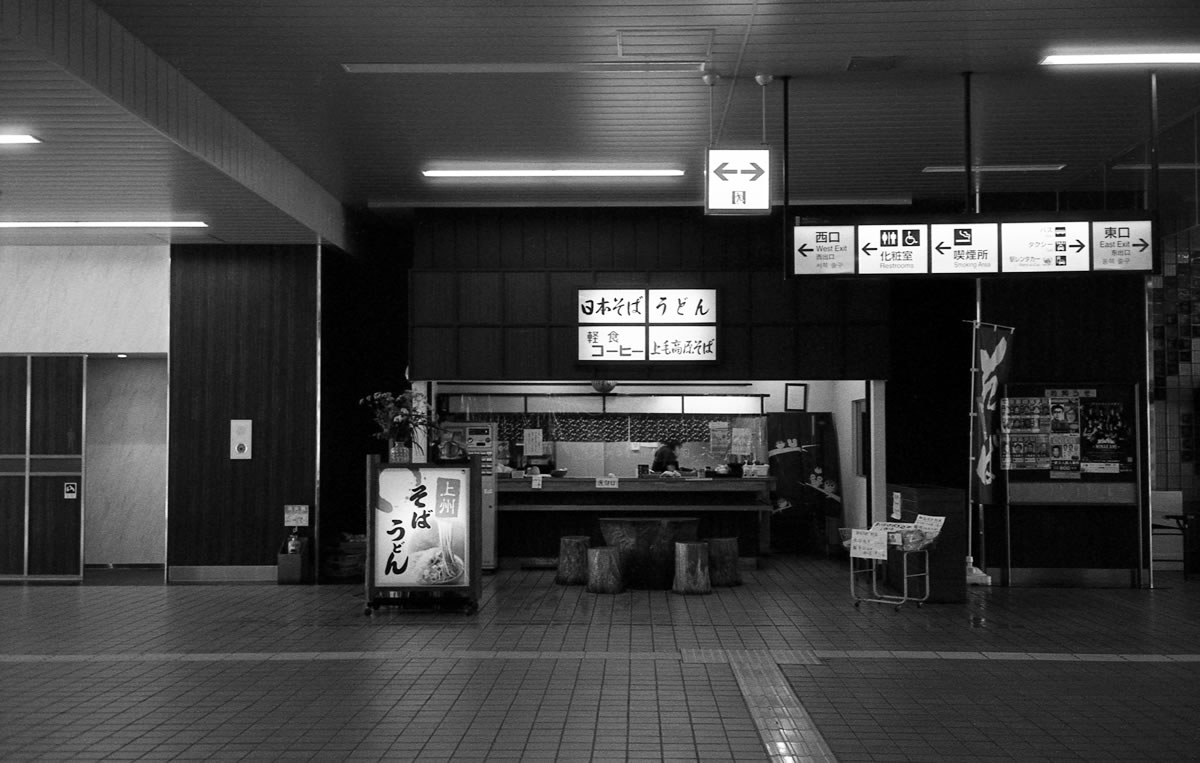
[[1071, 239, 1085, 253], [1135, 238, 1150, 252]]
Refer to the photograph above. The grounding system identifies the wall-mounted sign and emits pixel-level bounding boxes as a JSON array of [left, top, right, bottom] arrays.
[[578, 288, 717, 362], [284, 504, 309, 526], [792, 217, 1153, 277], [706, 148, 771, 215]]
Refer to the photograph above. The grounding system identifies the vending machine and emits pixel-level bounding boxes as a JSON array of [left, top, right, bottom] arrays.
[[438, 422, 498, 570]]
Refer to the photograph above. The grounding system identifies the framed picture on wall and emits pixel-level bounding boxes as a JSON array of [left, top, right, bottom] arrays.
[[785, 383, 808, 411]]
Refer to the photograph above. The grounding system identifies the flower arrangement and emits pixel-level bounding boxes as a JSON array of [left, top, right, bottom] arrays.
[[359, 390, 434, 442]]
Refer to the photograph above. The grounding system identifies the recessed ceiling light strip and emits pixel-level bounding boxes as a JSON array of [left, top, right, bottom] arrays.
[[0, 221, 208, 228], [0, 134, 40, 144], [922, 164, 1065, 173], [422, 169, 683, 178], [1041, 53, 1200, 66]]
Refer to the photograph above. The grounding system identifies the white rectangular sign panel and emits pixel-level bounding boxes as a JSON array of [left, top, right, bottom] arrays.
[[647, 325, 718, 361], [1001, 221, 1090, 272], [577, 289, 647, 323], [648, 289, 716, 323], [793, 225, 856, 275], [1092, 220, 1153, 272], [706, 148, 771, 214], [578, 325, 647, 361], [929, 223, 999, 274], [857, 224, 929, 274]]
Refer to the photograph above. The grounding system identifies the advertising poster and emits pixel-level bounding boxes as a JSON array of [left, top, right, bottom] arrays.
[[1049, 397, 1080, 434], [1002, 433, 1049, 470], [1000, 397, 1045, 434], [374, 466, 470, 587], [709, 422, 731, 458], [1081, 401, 1134, 472], [1049, 434, 1081, 478]]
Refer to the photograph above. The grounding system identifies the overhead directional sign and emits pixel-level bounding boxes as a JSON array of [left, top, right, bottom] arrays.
[[790, 216, 1154, 277], [857, 224, 929, 274], [930, 223, 999, 274], [706, 148, 771, 215], [794, 225, 855, 275], [1092, 220, 1153, 272], [1001, 221, 1090, 273]]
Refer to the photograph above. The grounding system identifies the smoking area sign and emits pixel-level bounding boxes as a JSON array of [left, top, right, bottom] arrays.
[[706, 148, 771, 215], [930, 222, 999, 274]]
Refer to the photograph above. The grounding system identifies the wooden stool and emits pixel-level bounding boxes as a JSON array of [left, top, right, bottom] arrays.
[[586, 547, 624, 594], [707, 537, 742, 587], [555, 535, 590, 585], [672, 541, 711, 595]]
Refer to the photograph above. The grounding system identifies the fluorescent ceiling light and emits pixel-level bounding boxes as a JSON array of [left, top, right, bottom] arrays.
[[0, 221, 208, 228], [423, 169, 684, 178], [1041, 53, 1200, 66], [0, 134, 40, 144], [1112, 162, 1200, 171], [922, 164, 1065, 173], [344, 61, 708, 74]]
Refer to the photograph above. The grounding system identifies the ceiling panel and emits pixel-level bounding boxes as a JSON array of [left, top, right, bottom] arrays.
[[0, 0, 1198, 246]]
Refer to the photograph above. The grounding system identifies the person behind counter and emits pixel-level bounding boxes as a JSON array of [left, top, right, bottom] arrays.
[[651, 439, 681, 473]]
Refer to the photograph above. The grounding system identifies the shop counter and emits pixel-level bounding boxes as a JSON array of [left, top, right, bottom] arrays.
[[496, 476, 774, 563]]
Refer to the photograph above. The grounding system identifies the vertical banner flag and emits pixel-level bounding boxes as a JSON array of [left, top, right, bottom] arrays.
[[971, 323, 1013, 504]]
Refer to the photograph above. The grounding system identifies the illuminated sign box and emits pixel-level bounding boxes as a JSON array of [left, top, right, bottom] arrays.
[[791, 217, 1154, 277], [578, 288, 717, 362]]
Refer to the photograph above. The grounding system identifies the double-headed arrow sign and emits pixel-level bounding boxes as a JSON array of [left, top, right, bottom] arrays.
[[713, 162, 765, 182]]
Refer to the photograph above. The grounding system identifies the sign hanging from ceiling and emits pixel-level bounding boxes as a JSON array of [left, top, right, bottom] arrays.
[[791, 217, 1153, 277], [706, 148, 771, 215], [578, 288, 717, 362]]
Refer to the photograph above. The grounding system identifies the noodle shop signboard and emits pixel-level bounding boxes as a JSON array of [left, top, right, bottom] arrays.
[[365, 463, 482, 613]]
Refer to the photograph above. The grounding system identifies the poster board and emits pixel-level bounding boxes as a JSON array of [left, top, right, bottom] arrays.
[[365, 459, 482, 613]]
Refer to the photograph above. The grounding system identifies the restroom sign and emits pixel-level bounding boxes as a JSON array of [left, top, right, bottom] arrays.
[[857, 224, 929, 274], [706, 148, 771, 215]]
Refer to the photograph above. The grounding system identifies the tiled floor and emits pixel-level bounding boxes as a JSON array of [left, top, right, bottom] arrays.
[[1, 556, 1198, 762]]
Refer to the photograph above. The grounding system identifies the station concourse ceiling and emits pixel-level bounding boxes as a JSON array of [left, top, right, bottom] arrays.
[[2, 1, 1200, 250]]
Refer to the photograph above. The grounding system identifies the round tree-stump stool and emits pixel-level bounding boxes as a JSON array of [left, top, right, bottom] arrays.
[[707, 537, 742, 587], [672, 541, 711, 595], [555, 535, 591, 585], [586, 547, 624, 594]]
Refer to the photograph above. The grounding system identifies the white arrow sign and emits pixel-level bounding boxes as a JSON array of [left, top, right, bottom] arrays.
[[706, 148, 771, 214]]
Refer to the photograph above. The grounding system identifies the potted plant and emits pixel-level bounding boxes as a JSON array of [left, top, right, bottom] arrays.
[[359, 389, 435, 462]]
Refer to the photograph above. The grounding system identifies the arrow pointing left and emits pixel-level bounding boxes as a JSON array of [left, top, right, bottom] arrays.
[[797, 243, 812, 257]]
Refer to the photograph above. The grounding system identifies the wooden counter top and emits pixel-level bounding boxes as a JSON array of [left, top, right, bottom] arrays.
[[496, 476, 774, 493]]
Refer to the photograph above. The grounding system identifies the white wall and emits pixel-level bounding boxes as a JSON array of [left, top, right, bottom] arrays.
[[0, 245, 169, 354]]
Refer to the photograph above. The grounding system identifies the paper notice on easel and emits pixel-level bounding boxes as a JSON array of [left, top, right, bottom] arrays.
[[709, 422, 730, 457], [523, 428, 543, 456], [914, 514, 946, 538], [850, 529, 888, 560], [731, 427, 752, 456]]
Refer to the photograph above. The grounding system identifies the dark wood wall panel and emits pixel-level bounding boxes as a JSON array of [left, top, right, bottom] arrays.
[[409, 207, 892, 382], [169, 244, 317, 567], [29, 356, 83, 455], [0, 357, 26, 455], [27, 476, 81, 575], [0, 476, 24, 574]]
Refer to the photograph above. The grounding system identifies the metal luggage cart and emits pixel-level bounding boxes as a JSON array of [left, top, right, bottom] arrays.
[[843, 527, 934, 611]]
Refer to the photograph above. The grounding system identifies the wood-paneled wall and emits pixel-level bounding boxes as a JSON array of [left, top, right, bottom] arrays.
[[169, 245, 317, 567], [409, 207, 890, 381]]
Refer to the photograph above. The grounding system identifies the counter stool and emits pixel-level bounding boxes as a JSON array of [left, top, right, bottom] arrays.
[[587, 547, 624, 594], [555, 535, 590, 585], [706, 537, 742, 586], [673, 541, 711, 595]]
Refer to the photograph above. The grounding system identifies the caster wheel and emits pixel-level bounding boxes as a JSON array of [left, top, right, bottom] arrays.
[[894, 605, 902, 612], [917, 602, 924, 608], [364, 606, 372, 616], [853, 601, 861, 608]]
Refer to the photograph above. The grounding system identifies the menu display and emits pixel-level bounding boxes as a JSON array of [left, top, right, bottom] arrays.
[[792, 218, 1153, 277], [578, 288, 717, 362], [373, 465, 473, 588]]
